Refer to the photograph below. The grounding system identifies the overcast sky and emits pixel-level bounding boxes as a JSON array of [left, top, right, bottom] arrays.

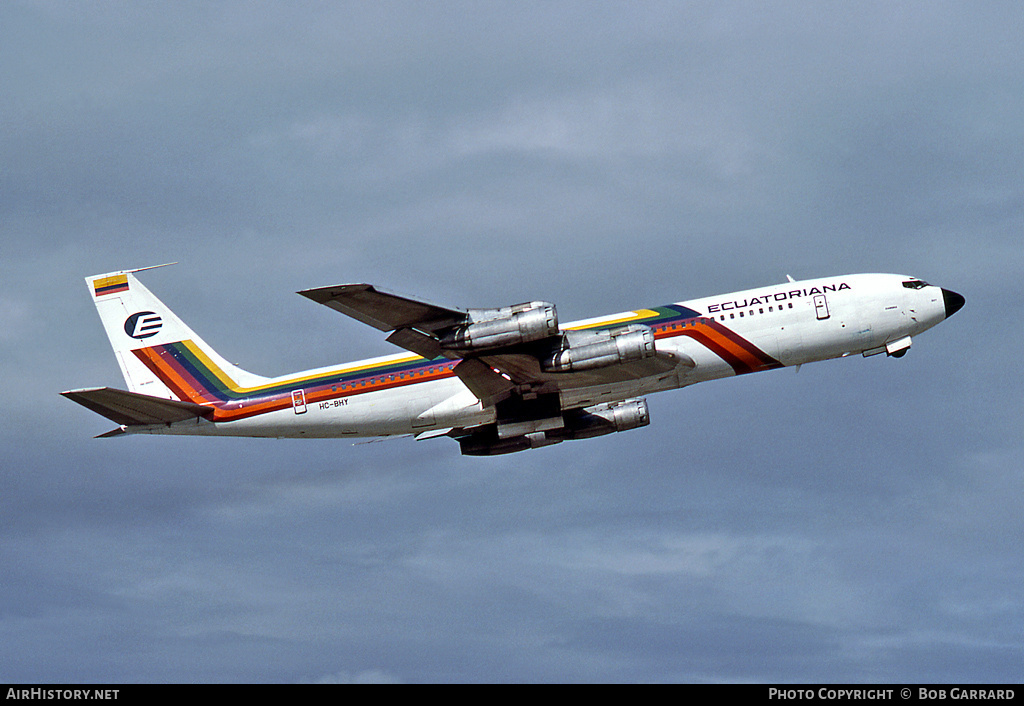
[[2, 1, 1022, 683]]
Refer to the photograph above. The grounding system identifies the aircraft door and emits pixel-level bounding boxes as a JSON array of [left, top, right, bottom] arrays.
[[292, 389, 307, 414], [814, 294, 830, 320]]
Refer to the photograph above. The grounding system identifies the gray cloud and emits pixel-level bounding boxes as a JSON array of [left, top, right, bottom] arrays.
[[2, 0, 1021, 682]]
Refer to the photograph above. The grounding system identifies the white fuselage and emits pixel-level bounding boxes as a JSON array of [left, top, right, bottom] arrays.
[[131, 273, 950, 439]]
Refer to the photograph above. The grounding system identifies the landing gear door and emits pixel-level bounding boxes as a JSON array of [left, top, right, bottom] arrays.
[[814, 294, 830, 320]]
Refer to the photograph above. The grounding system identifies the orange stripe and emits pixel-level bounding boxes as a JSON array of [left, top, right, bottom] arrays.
[[135, 347, 212, 404], [698, 326, 766, 369]]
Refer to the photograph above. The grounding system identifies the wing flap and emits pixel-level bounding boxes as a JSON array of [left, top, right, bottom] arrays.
[[386, 327, 448, 360], [61, 387, 212, 426], [478, 351, 689, 389], [454, 358, 517, 406]]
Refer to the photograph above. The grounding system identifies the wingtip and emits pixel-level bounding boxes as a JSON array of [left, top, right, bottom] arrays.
[[297, 283, 373, 302], [96, 426, 128, 438]]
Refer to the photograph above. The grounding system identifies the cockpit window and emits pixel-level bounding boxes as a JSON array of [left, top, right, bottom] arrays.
[[902, 279, 929, 290]]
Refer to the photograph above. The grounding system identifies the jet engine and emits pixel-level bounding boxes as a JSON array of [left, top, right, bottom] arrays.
[[542, 325, 656, 373], [458, 398, 650, 455], [562, 398, 650, 439], [440, 301, 558, 353]]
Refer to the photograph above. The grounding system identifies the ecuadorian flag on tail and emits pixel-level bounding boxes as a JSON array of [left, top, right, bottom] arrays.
[[93, 274, 129, 297]]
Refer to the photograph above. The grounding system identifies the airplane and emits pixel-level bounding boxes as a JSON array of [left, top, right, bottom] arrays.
[[62, 266, 965, 455]]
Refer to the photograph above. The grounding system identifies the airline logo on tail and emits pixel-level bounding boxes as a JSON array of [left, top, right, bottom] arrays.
[[124, 312, 163, 339]]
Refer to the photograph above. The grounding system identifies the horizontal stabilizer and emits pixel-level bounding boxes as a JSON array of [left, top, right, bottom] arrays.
[[61, 387, 211, 427]]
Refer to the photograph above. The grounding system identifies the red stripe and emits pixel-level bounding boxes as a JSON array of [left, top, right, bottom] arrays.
[[657, 319, 782, 374], [94, 282, 129, 296]]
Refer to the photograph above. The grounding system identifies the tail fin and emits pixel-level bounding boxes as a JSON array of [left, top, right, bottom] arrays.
[[86, 265, 268, 402]]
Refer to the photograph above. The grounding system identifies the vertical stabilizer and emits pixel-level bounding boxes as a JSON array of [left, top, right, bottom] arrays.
[[86, 267, 268, 401]]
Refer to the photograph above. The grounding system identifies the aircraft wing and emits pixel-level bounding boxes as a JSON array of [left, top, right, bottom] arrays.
[[479, 351, 684, 385], [298, 284, 464, 333], [298, 284, 468, 359], [452, 352, 687, 406], [300, 283, 692, 406]]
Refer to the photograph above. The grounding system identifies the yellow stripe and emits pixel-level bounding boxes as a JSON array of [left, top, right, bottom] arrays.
[[181, 341, 250, 393], [564, 309, 660, 331], [180, 340, 425, 394], [330, 354, 422, 376], [93, 274, 128, 290]]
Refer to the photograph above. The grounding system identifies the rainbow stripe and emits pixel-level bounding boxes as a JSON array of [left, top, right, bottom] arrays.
[[133, 340, 458, 422], [621, 304, 783, 375], [94, 274, 129, 297], [131, 303, 782, 422], [573, 305, 778, 377], [666, 318, 782, 374]]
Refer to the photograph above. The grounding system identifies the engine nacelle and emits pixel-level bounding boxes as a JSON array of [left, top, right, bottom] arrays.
[[590, 398, 650, 432], [458, 399, 650, 455], [440, 301, 558, 352], [459, 428, 561, 456], [562, 399, 650, 439], [543, 325, 656, 372]]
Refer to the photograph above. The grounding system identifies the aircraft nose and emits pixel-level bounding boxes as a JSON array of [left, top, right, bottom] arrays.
[[942, 289, 965, 318]]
